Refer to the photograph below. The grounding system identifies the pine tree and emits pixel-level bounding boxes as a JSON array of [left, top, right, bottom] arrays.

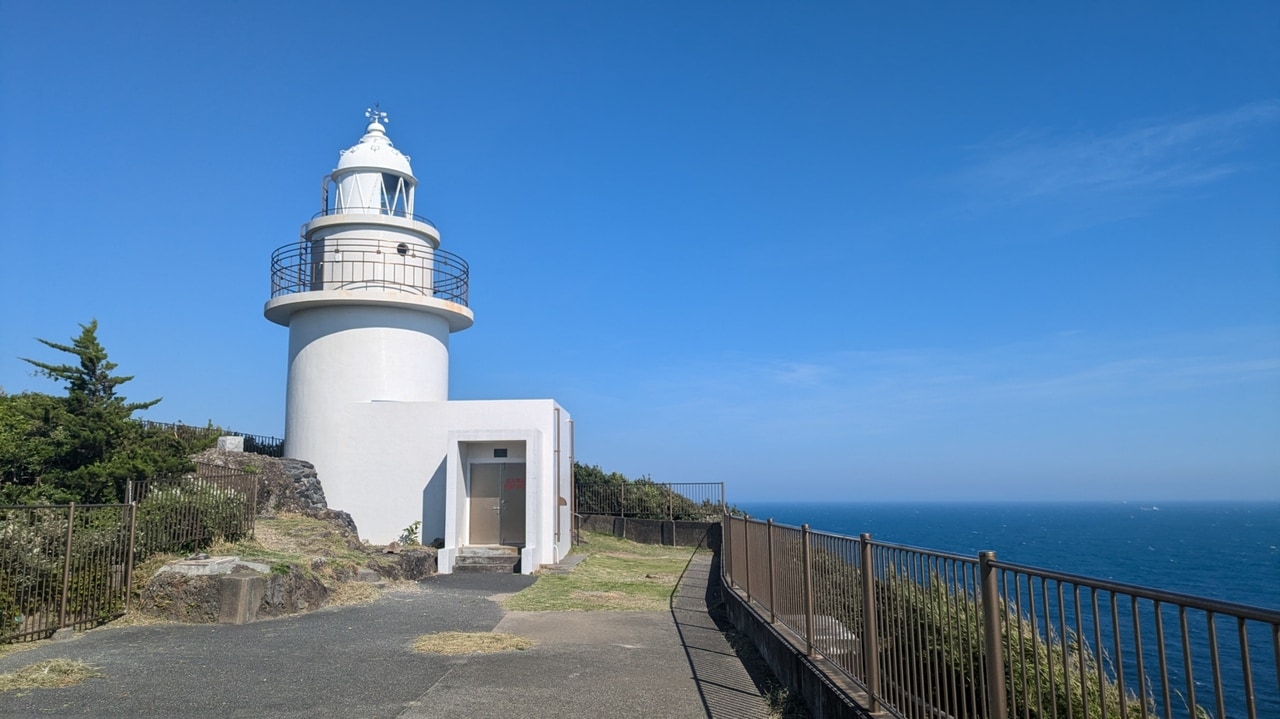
[[12, 320, 170, 503], [23, 319, 160, 416]]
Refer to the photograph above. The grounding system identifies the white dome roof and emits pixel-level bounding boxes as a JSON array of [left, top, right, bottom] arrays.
[[336, 120, 413, 177]]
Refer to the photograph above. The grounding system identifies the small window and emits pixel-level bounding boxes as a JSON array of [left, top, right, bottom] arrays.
[[494, 448, 508, 458], [396, 243, 409, 256]]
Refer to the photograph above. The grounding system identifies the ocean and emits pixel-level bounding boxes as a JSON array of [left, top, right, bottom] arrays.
[[734, 501, 1280, 717]]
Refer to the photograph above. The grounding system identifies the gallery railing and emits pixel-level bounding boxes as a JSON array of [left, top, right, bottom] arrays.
[[722, 515, 1280, 719], [269, 237, 470, 306], [575, 481, 725, 521]]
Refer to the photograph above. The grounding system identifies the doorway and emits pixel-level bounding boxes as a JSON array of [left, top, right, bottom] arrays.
[[468, 462, 526, 546]]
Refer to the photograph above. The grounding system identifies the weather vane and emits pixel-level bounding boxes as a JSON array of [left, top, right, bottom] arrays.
[[365, 104, 389, 125]]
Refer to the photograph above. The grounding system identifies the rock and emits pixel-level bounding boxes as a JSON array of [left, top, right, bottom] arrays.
[[260, 566, 328, 616], [189, 448, 361, 540], [370, 548, 437, 581]]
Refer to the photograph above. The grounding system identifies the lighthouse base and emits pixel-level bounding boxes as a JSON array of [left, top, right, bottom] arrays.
[[286, 398, 572, 575]]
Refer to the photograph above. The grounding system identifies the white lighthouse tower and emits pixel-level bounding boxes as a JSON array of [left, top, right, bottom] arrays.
[[265, 109, 572, 572], [265, 108, 473, 532]]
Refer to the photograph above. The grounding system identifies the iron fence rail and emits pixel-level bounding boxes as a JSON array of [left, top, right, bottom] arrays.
[[1, 462, 257, 644], [127, 462, 259, 552], [575, 481, 725, 521], [0, 504, 134, 643], [722, 515, 1280, 719], [269, 237, 470, 306], [134, 420, 283, 458]]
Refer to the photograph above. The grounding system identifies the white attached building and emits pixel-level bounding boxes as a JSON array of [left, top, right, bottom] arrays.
[[265, 109, 573, 573]]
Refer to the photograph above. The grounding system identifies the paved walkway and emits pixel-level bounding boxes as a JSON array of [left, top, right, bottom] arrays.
[[0, 553, 776, 718]]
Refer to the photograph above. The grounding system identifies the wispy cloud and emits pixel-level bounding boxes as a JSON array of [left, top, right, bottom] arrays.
[[633, 326, 1280, 435], [960, 100, 1280, 202]]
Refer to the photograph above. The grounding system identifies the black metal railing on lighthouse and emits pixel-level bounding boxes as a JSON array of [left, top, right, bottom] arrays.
[[269, 237, 469, 306]]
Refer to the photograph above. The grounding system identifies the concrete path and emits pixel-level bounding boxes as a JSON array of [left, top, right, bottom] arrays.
[[0, 554, 777, 719]]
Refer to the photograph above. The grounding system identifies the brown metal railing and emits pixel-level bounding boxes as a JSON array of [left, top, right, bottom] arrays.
[[128, 462, 258, 555], [2, 463, 258, 644], [722, 515, 1280, 719], [0, 504, 135, 643], [575, 480, 725, 521]]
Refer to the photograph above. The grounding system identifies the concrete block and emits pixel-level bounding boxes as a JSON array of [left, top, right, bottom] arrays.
[[161, 556, 270, 577], [217, 435, 245, 452], [218, 571, 266, 625]]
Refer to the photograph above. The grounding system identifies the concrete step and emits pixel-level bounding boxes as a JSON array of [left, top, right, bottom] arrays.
[[458, 546, 520, 557], [454, 546, 521, 574]]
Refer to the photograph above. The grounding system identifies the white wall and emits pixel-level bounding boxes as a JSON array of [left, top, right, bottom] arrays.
[[309, 399, 570, 574]]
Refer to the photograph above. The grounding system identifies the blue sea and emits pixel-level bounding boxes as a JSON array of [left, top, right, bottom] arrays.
[[736, 502, 1279, 608], [735, 501, 1280, 717]]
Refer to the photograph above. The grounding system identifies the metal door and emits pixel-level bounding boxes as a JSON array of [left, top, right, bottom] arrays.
[[468, 464, 501, 545], [499, 463, 526, 546]]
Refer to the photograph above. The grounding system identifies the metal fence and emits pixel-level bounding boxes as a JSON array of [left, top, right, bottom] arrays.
[[127, 462, 258, 555], [134, 420, 284, 458], [269, 237, 470, 306], [1, 463, 258, 644], [575, 481, 725, 521], [0, 503, 135, 643], [722, 515, 1280, 719]]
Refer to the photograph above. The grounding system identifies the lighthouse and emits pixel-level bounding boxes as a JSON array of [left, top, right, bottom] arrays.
[[266, 109, 573, 572]]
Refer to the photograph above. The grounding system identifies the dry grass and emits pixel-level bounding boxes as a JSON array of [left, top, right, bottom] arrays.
[[93, 612, 174, 630], [0, 641, 42, 661], [0, 659, 102, 692], [412, 631, 534, 655]]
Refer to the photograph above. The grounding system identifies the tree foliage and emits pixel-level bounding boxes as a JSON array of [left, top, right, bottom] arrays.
[[0, 321, 212, 505], [573, 461, 738, 520]]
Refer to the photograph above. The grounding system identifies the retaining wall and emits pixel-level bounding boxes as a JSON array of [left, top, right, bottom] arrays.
[[720, 582, 884, 719], [575, 514, 719, 550]]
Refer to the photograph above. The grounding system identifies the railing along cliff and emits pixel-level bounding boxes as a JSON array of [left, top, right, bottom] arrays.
[[722, 515, 1280, 719]]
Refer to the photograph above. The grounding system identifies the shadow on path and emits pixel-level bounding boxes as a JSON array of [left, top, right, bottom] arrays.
[[671, 545, 782, 719]]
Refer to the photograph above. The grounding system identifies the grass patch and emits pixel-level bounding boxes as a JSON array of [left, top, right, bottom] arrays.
[[0, 659, 102, 692], [0, 641, 42, 661], [209, 514, 369, 566], [412, 632, 534, 655], [503, 532, 697, 612]]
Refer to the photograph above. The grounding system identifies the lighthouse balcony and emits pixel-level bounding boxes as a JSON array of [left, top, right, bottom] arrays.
[[269, 237, 469, 306]]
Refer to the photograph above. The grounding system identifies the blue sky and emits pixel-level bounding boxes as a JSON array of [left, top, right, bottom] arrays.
[[1, 2, 1276, 501]]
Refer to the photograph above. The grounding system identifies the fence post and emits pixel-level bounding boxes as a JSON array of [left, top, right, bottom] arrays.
[[125, 503, 138, 612], [620, 482, 625, 517], [802, 523, 815, 657], [723, 515, 732, 586], [126, 479, 134, 504], [668, 483, 673, 520], [767, 519, 776, 623], [860, 533, 881, 711], [744, 517, 752, 603], [979, 551, 1009, 719], [58, 503, 76, 630], [719, 482, 725, 515]]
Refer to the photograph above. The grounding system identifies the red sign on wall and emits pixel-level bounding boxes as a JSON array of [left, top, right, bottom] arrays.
[[504, 477, 526, 491]]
